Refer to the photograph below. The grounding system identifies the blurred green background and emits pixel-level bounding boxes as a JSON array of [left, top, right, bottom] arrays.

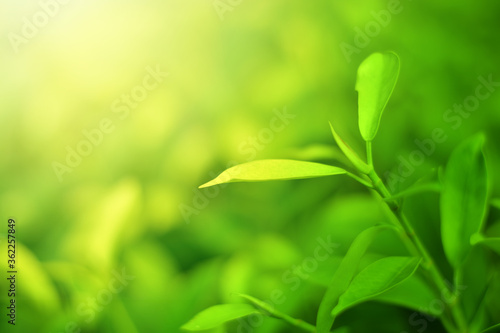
[[0, 0, 499, 332]]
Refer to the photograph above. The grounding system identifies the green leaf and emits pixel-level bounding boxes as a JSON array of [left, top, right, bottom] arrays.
[[356, 52, 400, 142], [316, 225, 397, 333], [181, 304, 259, 331], [460, 246, 491, 323], [441, 134, 488, 268], [329, 122, 371, 174], [199, 159, 346, 188], [373, 275, 441, 316], [332, 257, 421, 317]]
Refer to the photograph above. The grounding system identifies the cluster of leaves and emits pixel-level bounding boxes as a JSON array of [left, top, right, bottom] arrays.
[[183, 52, 500, 333]]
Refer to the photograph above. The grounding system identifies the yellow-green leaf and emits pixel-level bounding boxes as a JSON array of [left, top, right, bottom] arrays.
[[356, 52, 400, 142], [200, 159, 346, 188], [181, 304, 259, 331]]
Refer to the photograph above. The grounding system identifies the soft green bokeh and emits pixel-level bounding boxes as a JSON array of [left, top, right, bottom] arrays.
[[0, 0, 499, 332]]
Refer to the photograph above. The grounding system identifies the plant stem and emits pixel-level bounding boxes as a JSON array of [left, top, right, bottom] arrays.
[[366, 168, 467, 332], [276, 312, 316, 332], [237, 293, 316, 332], [481, 323, 500, 333], [346, 172, 373, 188], [366, 141, 374, 167]]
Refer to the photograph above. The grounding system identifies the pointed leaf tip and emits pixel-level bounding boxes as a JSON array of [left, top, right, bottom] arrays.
[[199, 180, 216, 189]]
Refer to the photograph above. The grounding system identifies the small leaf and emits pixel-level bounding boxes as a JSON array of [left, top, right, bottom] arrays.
[[316, 225, 397, 333], [332, 257, 421, 317], [181, 304, 259, 331], [329, 122, 371, 174], [200, 159, 346, 188], [441, 134, 488, 268], [356, 52, 400, 142]]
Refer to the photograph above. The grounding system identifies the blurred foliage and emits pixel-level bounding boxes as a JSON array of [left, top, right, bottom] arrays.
[[0, 0, 499, 332]]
